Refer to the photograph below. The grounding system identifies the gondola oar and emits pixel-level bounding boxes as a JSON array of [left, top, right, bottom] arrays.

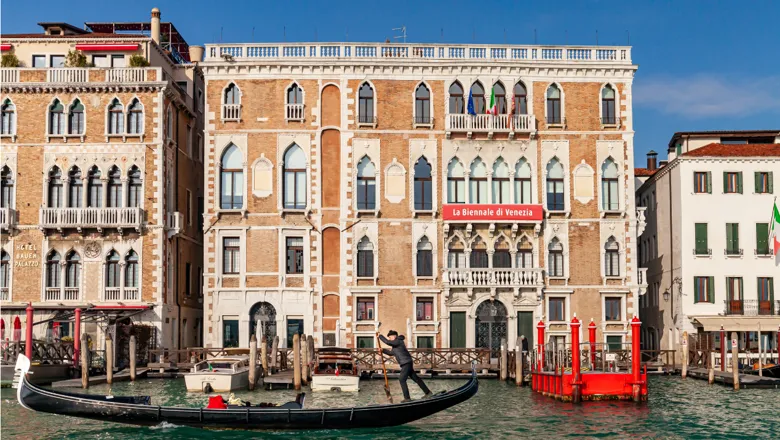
[[375, 322, 393, 403]]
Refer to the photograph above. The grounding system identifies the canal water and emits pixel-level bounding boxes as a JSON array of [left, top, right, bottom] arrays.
[[1, 376, 778, 439]]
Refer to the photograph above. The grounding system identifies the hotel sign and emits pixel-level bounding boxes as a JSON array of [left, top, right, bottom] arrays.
[[442, 204, 544, 221]]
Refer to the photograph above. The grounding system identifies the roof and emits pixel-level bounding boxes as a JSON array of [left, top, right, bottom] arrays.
[[634, 168, 659, 177], [1, 32, 147, 39], [37, 22, 89, 34], [668, 130, 780, 149], [681, 143, 780, 158], [86, 22, 191, 62]]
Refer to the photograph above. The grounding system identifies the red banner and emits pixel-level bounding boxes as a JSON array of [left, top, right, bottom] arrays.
[[442, 204, 543, 221]]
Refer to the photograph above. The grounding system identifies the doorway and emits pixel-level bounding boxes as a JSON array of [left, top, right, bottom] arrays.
[[475, 300, 508, 358]]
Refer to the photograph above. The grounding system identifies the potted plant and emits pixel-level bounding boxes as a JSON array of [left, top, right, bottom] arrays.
[[65, 50, 93, 67], [1, 53, 20, 67], [128, 54, 150, 67]]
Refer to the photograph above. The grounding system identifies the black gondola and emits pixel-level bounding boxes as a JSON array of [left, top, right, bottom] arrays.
[[744, 364, 780, 379], [13, 355, 478, 430]]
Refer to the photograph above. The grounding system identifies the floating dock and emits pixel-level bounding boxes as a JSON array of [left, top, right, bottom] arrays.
[[686, 368, 780, 389], [51, 368, 149, 388]]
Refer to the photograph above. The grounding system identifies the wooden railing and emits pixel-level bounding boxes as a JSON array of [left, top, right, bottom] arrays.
[[1, 340, 75, 364], [352, 348, 491, 370]]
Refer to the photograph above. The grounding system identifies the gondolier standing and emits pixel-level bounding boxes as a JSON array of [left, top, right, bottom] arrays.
[[377, 330, 432, 402]]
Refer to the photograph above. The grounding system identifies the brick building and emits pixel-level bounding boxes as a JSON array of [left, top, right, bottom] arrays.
[[200, 42, 647, 352], [0, 8, 204, 358]]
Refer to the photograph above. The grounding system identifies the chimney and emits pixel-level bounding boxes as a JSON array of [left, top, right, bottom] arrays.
[[151, 8, 161, 44], [188, 45, 204, 63], [646, 150, 658, 170]]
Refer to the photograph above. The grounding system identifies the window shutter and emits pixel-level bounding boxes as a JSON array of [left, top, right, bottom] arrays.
[[722, 172, 728, 193], [771, 278, 775, 303], [756, 223, 769, 253], [737, 172, 743, 193], [755, 172, 761, 194], [706, 172, 712, 193], [695, 223, 707, 252], [739, 277, 743, 300], [769, 172, 774, 194], [726, 224, 733, 250], [708, 276, 715, 303]]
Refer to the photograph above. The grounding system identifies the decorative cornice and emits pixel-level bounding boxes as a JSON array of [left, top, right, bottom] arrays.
[[1, 82, 167, 94]]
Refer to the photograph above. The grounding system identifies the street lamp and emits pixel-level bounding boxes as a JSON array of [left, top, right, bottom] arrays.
[[663, 289, 670, 302]]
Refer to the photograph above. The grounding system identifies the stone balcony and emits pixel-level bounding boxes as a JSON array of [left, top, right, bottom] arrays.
[[0, 67, 161, 85], [445, 114, 535, 139], [0, 207, 14, 230], [44, 287, 80, 302], [166, 211, 184, 238], [442, 267, 544, 289], [39, 207, 143, 234], [638, 267, 648, 295], [104, 286, 140, 302]]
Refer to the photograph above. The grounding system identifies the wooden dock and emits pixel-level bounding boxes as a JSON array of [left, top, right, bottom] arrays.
[[51, 368, 149, 388], [687, 368, 780, 389]]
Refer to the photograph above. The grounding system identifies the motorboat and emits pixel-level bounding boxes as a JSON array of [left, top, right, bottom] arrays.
[[184, 355, 261, 392], [311, 347, 360, 392]]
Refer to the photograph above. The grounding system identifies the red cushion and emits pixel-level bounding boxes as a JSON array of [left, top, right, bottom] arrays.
[[206, 395, 227, 409]]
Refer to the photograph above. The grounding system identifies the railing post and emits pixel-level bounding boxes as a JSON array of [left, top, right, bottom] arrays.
[[570, 315, 582, 403], [25, 303, 34, 360], [588, 319, 597, 369], [681, 331, 688, 378], [537, 320, 545, 371], [731, 331, 739, 391], [720, 326, 726, 371]]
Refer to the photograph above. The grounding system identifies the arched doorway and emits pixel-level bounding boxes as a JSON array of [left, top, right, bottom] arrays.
[[475, 300, 508, 358], [249, 302, 277, 344]]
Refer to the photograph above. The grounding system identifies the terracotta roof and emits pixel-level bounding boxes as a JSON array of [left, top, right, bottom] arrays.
[[682, 143, 780, 158], [1, 33, 148, 39], [635, 168, 658, 177]]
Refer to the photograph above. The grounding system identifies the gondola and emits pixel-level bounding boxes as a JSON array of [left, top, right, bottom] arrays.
[[743, 363, 780, 379], [13, 355, 478, 430]]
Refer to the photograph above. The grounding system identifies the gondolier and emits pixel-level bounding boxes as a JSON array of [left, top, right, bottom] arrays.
[[377, 330, 432, 402]]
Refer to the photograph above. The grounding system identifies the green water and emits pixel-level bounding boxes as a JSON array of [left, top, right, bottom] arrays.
[[1, 376, 778, 439]]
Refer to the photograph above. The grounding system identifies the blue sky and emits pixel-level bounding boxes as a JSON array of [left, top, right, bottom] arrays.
[[3, 0, 779, 167]]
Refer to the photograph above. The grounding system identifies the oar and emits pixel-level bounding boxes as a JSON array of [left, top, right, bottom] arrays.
[[375, 322, 393, 403]]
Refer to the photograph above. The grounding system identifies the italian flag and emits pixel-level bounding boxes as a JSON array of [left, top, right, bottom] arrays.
[[487, 87, 497, 115], [771, 201, 780, 256]]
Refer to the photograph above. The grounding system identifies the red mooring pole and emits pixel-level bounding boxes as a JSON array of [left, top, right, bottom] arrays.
[[720, 326, 726, 372], [571, 315, 582, 403], [588, 319, 597, 368], [24, 303, 34, 360], [631, 315, 642, 402], [537, 320, 546, 370], [74, 308, 82, 365]]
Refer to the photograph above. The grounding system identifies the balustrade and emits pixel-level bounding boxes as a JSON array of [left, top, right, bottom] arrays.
[[222, 104, 241, 121], [285, 103, 305, 121], [446, 113, 534, 134], [443, 267, 544, 287], [39, 207, 142, 231]]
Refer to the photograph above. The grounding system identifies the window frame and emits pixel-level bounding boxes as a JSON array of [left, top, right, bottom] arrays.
[[413, 157, 433, 211], [285, 237, 304, 275], [448, 81, 465, 114], [357, 82, 375, 126], [548, 296, 566, 322], [356, 237, 375, 278], [546, 84, 562, 125], [604, 296, 622, 321], [222, 237, 241, 275], [356, 297, 375, 321], [415, 297, 435, 322], [413, 82, 432, 126]]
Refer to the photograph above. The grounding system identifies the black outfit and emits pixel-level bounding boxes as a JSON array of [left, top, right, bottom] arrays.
[[521, 337, 529, 352], [378, 334, 431, 400]]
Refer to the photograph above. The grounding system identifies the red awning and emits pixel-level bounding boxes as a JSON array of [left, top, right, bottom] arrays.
[[0, 44, 11, 51], [74, 44, 139, 52]]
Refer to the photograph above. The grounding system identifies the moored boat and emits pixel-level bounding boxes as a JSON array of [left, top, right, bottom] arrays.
[[184, 355, 261, 392], [743, 362, 780, 379], [311, 347, 360, 392]]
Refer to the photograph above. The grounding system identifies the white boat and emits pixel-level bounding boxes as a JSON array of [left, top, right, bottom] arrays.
[[311, 348, 360, 392], [184, 356, 261, 392]]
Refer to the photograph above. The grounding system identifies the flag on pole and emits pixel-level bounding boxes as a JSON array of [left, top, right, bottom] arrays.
[[467, 88, 476, 115], [770, 199, 780, 256], [488, 87, 497, 115]]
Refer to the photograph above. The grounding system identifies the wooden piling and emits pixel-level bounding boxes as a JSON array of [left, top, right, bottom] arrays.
[[301, 334, 309, 386], [249, 334, 257, 391], [260, 336, 268, 375], [307, 335, 315, 381], [500, 338, 508, 381], [757, 322, 763, 377], [708, 364, 715, 384], [80, 332, 89, 389], [129, 335, 137, 382], [105, 333, 113, 385], [270, 335, 279, 373], [731, 331, 739, 391], [681, 331, 688, 379], [515, 343, 523, 386], [293, 334, 301, 390]]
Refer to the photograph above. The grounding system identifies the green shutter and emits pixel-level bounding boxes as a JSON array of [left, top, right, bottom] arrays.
[[769, 172, 774, 194], [757, 223, 769, 254], [723, 172, 728, 193], [737, 172, 743, 193], [726, 224, 733, 251], [695, 223, 708, 253], [739, 277, 744, 300], [708, 276, 715, 303], [755, 172, 762, 194], [706, 172, 712, 193]]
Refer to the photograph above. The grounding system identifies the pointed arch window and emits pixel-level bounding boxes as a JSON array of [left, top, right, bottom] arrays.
[[447, 160, 465, 204], [1, 166, 13, 208], [107, 166, 122, 208], [449, 82, 464, 114], [416, 236, 433, 277], [68, 99, 85, 135], [471, 82, 485, 114], [358, 82, 374, 124], [68, 167, 83, 208], [1, 99, 15, 135], [493, 82, 507, 114], [356, 237, 374, 278], [286, 83, 304, 120], [107, 98, 124, 134], [602, 158, 619, 211], [86, 166, 102, 208], [283, 144, 306, 210], [546, 158, 565, 211], [493, 237, 511, 268], [0, 250, 9, 298], [219, 144, 244, 210], [602, 85, 616, 124], [548, 238, 564, 277], [605, 237, 620, 277], [125, 250, 139, 288], [514, 159, 532, 204], [546, 84, 562, 124], [106, 251, 120, 288], [469, 158, 487, 203], [470, 237, 488, 268], [516, 237, 533, 268], [413, 157, 432, 210], [513, 82, 528, 115], [46, 251, 61, 288], [127, 98, 144, 134], [224, 83, 240, 104], [65, 251, 80, 289], [49, 99, 65, 135], [415, 83, 431, 124], [48, 166, 63, 208], [492, 158, 510, 204], [127, 166, 143, 208], [223, 83, 241, 120], [356, 156, 376, 210], [447, 237, 466, 268]]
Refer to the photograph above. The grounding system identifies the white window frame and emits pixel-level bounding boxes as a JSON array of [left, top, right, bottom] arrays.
[[1, 97, 18, 141], [216, 142, 248, 214], [601, 291, 627, 324], [356, 80, 377, 128], [412, 81, 434, 128], [354, 154, 380, 215], [545, 291, 571, 324], [599, 82, 621, 128], [544, 82, 566, 128], [221, 82, 242, 122], [284, 81, 306, 122]]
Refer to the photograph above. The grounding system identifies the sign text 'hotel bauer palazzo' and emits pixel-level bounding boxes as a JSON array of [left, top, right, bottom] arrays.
[[200, 41, 648, 352]]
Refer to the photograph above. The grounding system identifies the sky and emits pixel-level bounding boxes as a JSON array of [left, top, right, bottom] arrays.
[[2, 0, 779, 167]]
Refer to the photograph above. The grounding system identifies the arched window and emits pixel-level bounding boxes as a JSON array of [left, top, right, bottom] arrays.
[[516, 237, 533, 268], [1, 166, 13, 208], [470, 237, 488, 268], [548, 238, 564, 277], [287, 83, 303, 104], [107, 166, 122, 208], [513, 82, 528, 115], [224, 83, 240, 104], [87, 166, 101, 208], [447, 236, 466, 268], [127, 98, 144, 134], [447, 160, 465, 203], [68, 99, 84, 135], [48, 166, 63, 208], [415, 83, 431, 124], [471, 82, 485, 114], [413, 157, 432, 210], [515, 159, 532, 204], [1, 99, 15, 135], [125, 250, 139, 288], [449, 81, 464, 114], [416, 237, 433, 277], [546, 158, 564, 211], [492, 158, 510, 203], [356, 156, 376, 210], [358, 82, 374, 124], [602, 85, 616, 124], [127, 166, 143, 208], [356, 237, 374, 278], [67, 167, 82, 208], [493, 237, 511, 268], [469, 158, 487, 203], [0, 250, 9, 296], [493, 82, 506, 114], [220, 144, 244, 209], [601, 158, 619, 211], [46, 251, 61, 288], [283, 144, 306, 209], [604, 237, 620, 276], [65, 251, 80, 289], [106, 251, 120, 288], [107, 98, 124, 134], [222, 83, 241, 120], [546, 84, 562, 124], [49, 99, 65, 135]]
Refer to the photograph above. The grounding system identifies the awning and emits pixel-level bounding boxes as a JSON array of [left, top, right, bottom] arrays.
[[691, 316, 780, 332], [74, 44, 139, 52], [0, 44, 11, 51]]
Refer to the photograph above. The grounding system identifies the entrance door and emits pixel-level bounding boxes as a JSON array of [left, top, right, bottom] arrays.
[[450, 312, 466, 348], [223, 319, 238, 348], [249, 302, 277, 345], [286, 318, 304, 348], [517, 311, 534, 350], [475, 300, 508, 358]]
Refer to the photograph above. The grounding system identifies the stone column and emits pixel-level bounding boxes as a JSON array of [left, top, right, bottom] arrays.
[[101, 177, 109, 208]]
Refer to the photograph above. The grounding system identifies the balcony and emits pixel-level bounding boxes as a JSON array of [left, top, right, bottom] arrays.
[[0, 287, 8, 301], [638, 267, 648, 295], [0, 207, 14, 230], [693, 248, 712, 256], [285, 104, 305, 121], [39, 207, 142, 234], [44, 287, 80, 302], [221, 104, 241, 121], [724, 248, 743, 257], [166, 211, 184, 238], [724, 300, 779, 316], [442, 267, 544, 288], [104, 287, 140, 302], [445, 114, 534, 139]]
